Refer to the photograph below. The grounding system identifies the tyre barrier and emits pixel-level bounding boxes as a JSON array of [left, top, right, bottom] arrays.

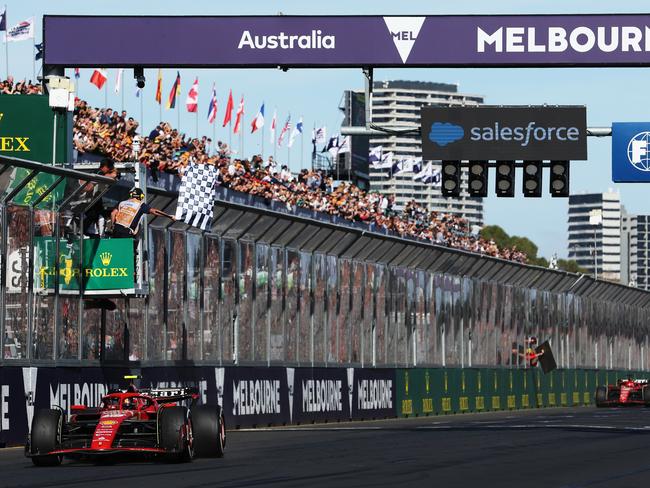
[[0, 365, 644, 446]]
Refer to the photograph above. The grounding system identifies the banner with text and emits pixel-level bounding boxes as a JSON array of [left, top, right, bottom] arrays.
[[45, 15, 650, 68], [421, 106, 587, 161]]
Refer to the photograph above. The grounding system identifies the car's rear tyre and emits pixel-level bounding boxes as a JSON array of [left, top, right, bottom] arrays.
[[192, 405, 226, 458], [595, 386, 608, 407], [158, 406, 193, 463], [30, 409, 63, 466]]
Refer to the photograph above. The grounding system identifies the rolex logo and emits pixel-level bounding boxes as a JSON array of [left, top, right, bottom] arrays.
[[100, 252, 113, 266]]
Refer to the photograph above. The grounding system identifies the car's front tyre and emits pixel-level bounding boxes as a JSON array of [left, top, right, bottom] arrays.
[[30, 409, 63, 466]]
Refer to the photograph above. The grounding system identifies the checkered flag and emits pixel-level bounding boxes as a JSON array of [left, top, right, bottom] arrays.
[[175, 162, 219, 231]]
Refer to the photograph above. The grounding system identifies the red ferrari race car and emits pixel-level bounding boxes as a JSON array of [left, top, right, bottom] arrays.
[[25, 383, 226, 466], [595, 377, 650, 407]]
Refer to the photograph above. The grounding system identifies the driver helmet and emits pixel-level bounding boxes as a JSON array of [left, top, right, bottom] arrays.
[[129, 187, 145, 201]]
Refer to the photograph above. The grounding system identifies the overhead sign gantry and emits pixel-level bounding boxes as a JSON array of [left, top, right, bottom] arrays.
[[43, 14, 650, 69]]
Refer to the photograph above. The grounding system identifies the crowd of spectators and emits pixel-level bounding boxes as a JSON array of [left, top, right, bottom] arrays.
[[6, 79, 527, 263], [0, 76, 43, 95]]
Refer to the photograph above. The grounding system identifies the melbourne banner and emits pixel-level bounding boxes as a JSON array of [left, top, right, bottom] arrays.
[[611, 122, 650, 182], [421, 106, 587, 160], [45, 15, 650, 67]]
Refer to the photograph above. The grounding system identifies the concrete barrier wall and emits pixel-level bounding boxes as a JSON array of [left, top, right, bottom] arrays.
[[0, 365, 640, 447]]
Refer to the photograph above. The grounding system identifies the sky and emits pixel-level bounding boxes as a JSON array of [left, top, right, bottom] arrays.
[[5, 0, 650, 259]]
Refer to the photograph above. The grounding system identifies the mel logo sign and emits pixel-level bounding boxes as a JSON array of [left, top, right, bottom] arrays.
[[612, 122, 650, 182], [383, 17, 426, 63]]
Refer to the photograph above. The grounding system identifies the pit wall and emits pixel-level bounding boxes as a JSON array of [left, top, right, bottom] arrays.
[[0, 366, 640, 447]]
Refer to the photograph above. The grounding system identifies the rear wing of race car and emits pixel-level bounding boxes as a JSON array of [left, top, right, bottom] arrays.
[[139, 387, 200, 404]]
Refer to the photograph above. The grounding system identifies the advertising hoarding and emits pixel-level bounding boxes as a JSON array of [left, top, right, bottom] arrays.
[[421, 106, 587, 161], [45, 15, 650, 68]]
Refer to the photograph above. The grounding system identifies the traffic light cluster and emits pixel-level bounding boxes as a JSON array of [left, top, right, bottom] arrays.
[[441, 161, 570, 198]]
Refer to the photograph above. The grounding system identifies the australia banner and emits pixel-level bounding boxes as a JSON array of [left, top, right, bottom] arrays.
[[45, 15, 650, 68]]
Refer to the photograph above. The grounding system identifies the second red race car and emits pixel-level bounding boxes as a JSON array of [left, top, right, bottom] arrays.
[[595, 377, 650, 407], [25, 381, 226, 466]]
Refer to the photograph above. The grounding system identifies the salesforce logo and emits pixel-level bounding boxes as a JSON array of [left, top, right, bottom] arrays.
[[428, 122, 464, 146], [429, 121, 580, 147], [627, 131, 650, 172]]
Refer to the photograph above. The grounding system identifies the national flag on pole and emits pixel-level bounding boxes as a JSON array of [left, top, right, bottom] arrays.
[[222, 89, 234, 127], [34, 42, 43, 60], [207, 83, 217, 124], [175, 161, 219, 231], [0, 9, 6, 32], [312, 127, 327, 145], [233, 95, 244, 134], [269, 109, 277, 145], [278, 115, 291, 147], [186, 77, 199, 113], [369, 146, 383, 168], [155, 69, 163, 104], [251, 103, 265, 133], [165, 71, 181, 109], [5, 17, 33, 42], [288, 117, 303, 148], [114, 69, 123, 94], [74, 68, 80, 79], [89, 69, 108, 90], [327, 135, 350, 157]]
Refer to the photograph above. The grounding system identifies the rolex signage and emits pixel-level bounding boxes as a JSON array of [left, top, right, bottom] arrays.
[[0, 94, 68, 164], [34, 238, 134, 292]]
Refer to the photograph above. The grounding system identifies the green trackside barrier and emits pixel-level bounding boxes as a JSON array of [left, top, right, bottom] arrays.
[[396, 368, 648, 418]]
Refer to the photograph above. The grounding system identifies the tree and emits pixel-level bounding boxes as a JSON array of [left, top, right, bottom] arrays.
[[557, 259, 587, 274]]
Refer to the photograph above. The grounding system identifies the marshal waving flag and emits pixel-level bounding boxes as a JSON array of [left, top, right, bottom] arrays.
[[233, 95, 244, 134], [207, 83, 217, 124], [269, 109, 277, 145], [278, 114, 291, 147], [166, 71, 181, 109], [251, 103, 265, 133], [186, 77, 199, 113], [89, 69, 108, 90], [5, 17, 33, 42], [175, 161, 219, 231]]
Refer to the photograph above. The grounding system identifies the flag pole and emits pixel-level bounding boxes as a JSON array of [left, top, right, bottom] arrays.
[[32, 30, 36, 82], [195, 111, 198, 139], [104, 82, 107, 109], [212, 121, 216, 156], [140, 88, 144, 135], [4, 6, 9, 80], [260, 126, 264, 158], [121, 70, 124, 113], [300, 129, 304, 171], [177, 102, 180, 133]]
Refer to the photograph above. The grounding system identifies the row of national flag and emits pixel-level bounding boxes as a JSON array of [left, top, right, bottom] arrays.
[[83, 68, 314, 145], [369, 146, 441, 184]]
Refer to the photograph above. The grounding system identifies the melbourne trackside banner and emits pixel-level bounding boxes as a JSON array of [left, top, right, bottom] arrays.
[[290, 368, 350, 423], [220, 367, 291, 427], [421, 106, 587, 161], [349, 368, 396, 420], [44, 15, 650, 67]]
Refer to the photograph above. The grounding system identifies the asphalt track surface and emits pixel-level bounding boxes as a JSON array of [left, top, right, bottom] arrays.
[[3, 407, 650, 488]]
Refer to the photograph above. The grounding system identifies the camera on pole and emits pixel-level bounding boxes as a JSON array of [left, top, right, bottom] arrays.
[[468, 161, 488, 197], [441, 161, 461, 197], [522, 160, 542, 197], [549, 160, 570, 197], [495, 161, 515, 197]]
